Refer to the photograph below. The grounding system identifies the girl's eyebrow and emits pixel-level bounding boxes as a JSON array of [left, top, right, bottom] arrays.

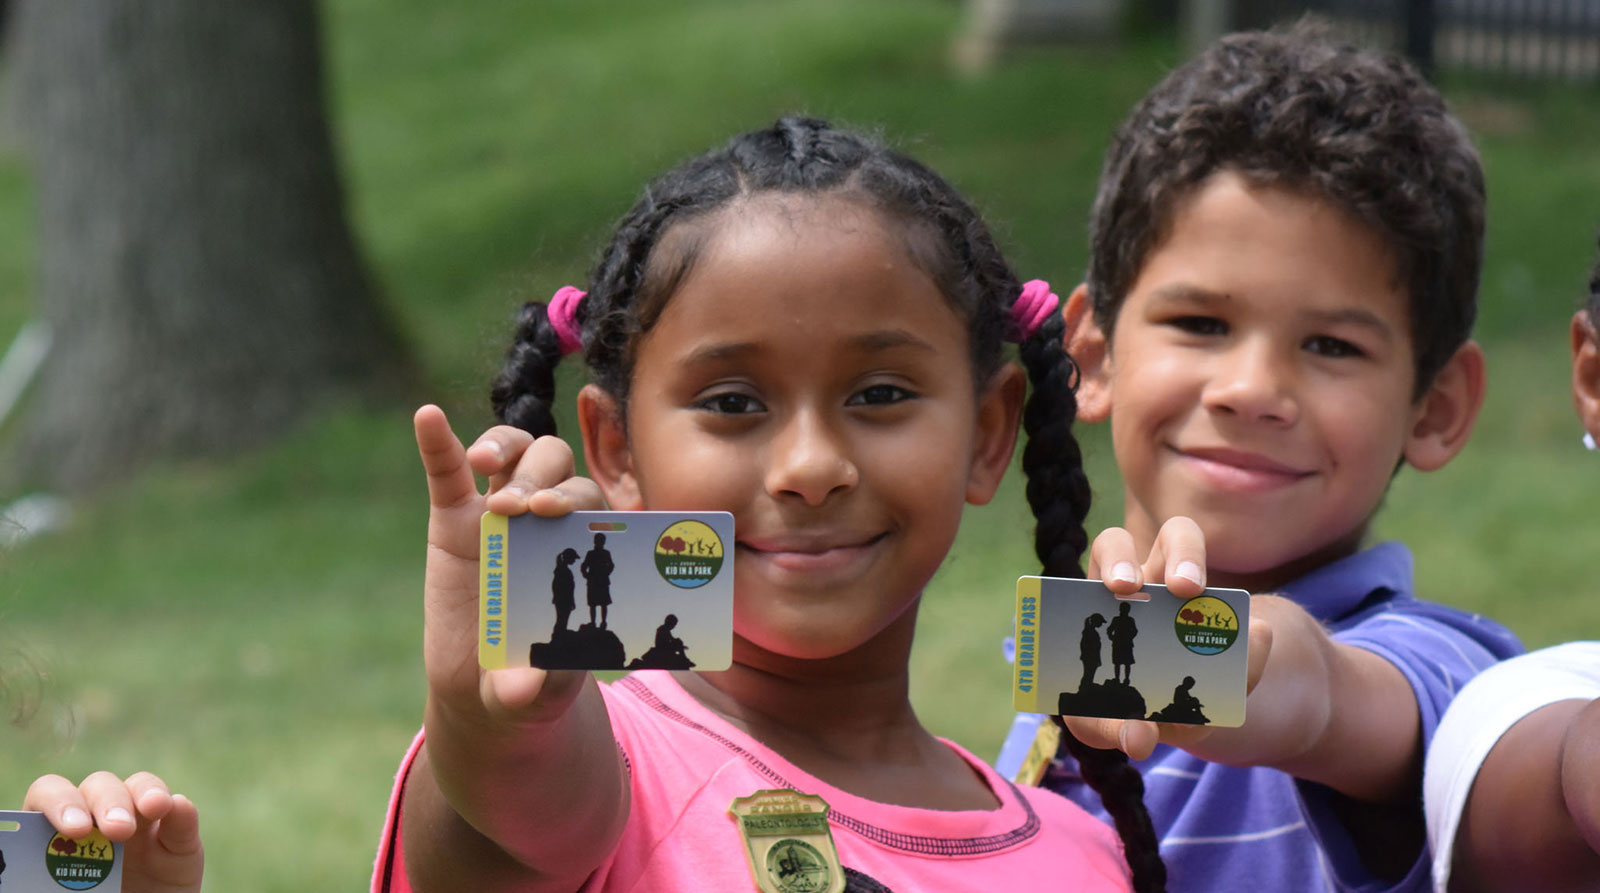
[[682, 342, 761, 366], [681, 330, 937, 366], [845, 330, 938, 354]]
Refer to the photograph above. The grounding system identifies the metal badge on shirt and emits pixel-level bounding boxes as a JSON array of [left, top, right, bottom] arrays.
[[479, 510, 734, 671], [0, 811, 123, 890], [728, 790, 844, 893], [1013, 576, 1251, 727]]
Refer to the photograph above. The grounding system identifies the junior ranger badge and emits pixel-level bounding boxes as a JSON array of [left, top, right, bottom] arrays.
[[728, 789, 844, 893]]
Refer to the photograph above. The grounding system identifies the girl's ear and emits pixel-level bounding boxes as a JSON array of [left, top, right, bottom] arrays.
[[577, 384, 644, 510], [966, 363, 1026, 505], [1572, 310, 1600, 440], [1404, 340, 1486, 471], [1062, 284, 1111, 423]]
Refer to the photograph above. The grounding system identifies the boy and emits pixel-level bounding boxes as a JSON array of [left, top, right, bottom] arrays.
[[1420, 245, 1600, 892], [998, 23, 1521, 891]]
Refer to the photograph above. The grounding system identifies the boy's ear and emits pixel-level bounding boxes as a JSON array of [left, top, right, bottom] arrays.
[[966, 364, 1027, 505], [576, 384, 644, 510], [1403, 341, 1486, 471], [1571, 311, 1600, 439], [1062, 284, 1111, 423]]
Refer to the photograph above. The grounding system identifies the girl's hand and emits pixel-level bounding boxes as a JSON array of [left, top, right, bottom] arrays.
[[1063, 516, 1274, 759], [414, 405, 605, 720], [24, 771, 202, 893]]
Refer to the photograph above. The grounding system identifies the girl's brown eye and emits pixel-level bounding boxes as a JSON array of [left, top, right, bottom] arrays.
[[696, 393, 765, 414], [847, 384, 915, 406]]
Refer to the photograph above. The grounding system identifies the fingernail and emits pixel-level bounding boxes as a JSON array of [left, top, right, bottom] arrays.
[[482, 441, 504, 461], [104, 807, 132, 824], [1111, 562, 1138, 584], [1175, 560, 1204, 586], [1117, 723, 1130, 753], [62, 807, 89, 828], [500, 485, 528, 502]]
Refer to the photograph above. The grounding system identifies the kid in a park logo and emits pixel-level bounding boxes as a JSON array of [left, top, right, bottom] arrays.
[[654, 520, 724, 589], [1174, 596, 1240, 655], [45, 830, 115, 890]]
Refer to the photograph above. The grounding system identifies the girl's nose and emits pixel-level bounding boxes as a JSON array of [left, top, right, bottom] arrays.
[[764, 410, 859, 505], [1201, 339, 1299, 425]]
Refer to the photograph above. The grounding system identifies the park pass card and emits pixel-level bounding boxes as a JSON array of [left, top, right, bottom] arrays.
[[1012, 577, 1251, 727], [0, 810, 122, 890], [481, 510, 734, 672]]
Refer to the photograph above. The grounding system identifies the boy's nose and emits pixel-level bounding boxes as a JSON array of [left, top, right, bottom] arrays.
[[1201, 341, 1299, 425], [764, 409, 859, 506]]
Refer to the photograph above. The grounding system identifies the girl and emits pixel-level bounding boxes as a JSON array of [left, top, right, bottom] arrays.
[[1421, 242, 1600, 891], [24, 771, 202, 892], [374, 117, 1200, 892]]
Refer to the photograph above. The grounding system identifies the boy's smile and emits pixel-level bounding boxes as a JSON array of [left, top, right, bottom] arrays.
[[1071, 171, 1448, 591], [580, 195, 1018, 663]]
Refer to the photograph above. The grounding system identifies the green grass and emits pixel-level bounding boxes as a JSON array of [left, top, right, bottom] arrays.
[[1, 2, 1598, 889]]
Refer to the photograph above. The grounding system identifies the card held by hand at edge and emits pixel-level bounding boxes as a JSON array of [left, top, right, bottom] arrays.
[[0, 810, 123, 891], [1013, 577, 1250, 727], [481, 510, 734, 672]]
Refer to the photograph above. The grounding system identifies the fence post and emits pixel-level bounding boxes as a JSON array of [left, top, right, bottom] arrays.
[[1404, 0, 1436, 76]]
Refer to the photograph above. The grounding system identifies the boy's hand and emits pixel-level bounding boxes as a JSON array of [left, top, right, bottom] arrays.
[[24, 771, 202, 893], [1065, 515, 1274, 758], [414, 405, 604, 721]]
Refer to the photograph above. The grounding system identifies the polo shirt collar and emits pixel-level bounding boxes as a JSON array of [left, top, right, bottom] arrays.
[[1275, 542, 1412, 624]]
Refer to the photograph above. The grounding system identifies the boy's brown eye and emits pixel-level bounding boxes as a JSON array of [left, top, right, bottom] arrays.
[[1304, 335, 1363, 358], [1170, 316, 1227, 336]]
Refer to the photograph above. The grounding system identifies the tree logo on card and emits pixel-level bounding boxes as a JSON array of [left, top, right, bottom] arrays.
[[44, 830, 114, 889], [1174, 596, 1240, 655], [654, 520, 724, 589]]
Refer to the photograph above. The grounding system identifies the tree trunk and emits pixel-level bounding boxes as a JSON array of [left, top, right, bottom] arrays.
[[6, 0, 413, 493]]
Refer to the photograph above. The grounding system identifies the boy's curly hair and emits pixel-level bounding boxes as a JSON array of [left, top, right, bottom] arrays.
[[1086, 20, 1485, 396]]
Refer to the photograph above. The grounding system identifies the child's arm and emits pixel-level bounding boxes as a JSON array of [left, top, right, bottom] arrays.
[[399, 406, 627, 893], [24, 771, 202, 893], [1436, 695, 1600, 891], [1068, 541, 1419, 804]]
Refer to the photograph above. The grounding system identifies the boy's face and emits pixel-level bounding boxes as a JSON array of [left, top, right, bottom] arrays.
[[1071, 171, 1478, 590]]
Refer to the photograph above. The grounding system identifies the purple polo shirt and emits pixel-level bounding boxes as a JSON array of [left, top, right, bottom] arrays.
[[996, 543, 1521, 892]]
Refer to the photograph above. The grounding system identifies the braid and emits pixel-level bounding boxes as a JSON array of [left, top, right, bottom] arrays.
[[1055, 718, 1168, 892], [1016, 315, 1167, 893], [489, 299, 565, 437], [1017, 311, 1090, 577]]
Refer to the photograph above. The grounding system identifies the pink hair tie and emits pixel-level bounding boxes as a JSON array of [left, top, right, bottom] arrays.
[[547, 286, 586, 355], [1008, 279, 1060, 343]]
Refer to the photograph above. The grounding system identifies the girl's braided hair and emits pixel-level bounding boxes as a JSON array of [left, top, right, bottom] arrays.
[[490, 116, 1165, 892]]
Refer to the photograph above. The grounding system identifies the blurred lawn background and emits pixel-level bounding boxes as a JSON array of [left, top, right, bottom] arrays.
[[2, 1, 1598, 888]]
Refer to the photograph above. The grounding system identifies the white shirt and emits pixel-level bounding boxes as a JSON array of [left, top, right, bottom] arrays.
[[1424, 641, 1600, 892]]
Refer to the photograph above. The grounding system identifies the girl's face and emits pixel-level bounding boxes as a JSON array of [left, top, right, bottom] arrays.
[[580, 195, 1020, 664]]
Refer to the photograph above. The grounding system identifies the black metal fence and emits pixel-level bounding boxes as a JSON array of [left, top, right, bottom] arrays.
[[1238, 0, 1600, 80]]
